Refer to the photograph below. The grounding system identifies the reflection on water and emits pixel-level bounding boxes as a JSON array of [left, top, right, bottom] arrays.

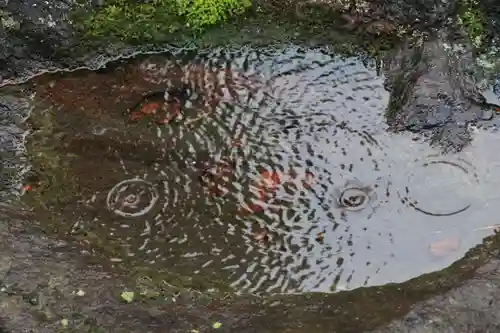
[[23, 46, 500, 294]]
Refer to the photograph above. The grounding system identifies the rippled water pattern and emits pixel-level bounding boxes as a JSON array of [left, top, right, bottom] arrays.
[[31, 46, 500, 294]]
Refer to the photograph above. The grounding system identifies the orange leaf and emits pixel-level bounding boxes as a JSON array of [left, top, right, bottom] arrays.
[[258, 171, 281, 190], [139, 102, 160, 115], [302, 171, 315, 189], [429, 237, 460, 258]]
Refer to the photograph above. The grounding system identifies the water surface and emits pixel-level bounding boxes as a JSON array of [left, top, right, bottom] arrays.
[[23, 45, 500, 295]]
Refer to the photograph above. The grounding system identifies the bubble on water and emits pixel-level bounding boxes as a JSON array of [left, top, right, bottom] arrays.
[[106, 179, 159, 217], [336, 181, 376, 212], [92, 126, 107, 135]]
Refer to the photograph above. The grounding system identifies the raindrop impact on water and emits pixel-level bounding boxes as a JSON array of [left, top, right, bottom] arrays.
[[107, 179, 159, 218], [25, 45, 500, 296]]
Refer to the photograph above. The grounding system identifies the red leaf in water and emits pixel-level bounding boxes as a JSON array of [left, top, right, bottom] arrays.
[[23, 185, 32, 191], [258, 170, 281, 191], [249, 203, 264, 213], [240, 170, 281, 217], [129, 112, 141, 121], [156, 103, 182, 124], [429, 237, 460, 258], [139, 102, 160, 115], [238, 202, 264, 216], [302, 171, 315, 189], [238, 206, 252, 216], [257, 188, 267, 201], [155, 117, 172, 125]]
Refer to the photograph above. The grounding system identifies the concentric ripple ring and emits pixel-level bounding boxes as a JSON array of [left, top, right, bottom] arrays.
[[398, 157, 479, 217], [106, 179, 159, 217]]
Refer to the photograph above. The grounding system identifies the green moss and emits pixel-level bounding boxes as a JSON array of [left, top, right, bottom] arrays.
[[455, 0, 500, 83], [178, 0, 252, 29], [79, 0, 252, 42], [73, 0, 405, 51], [457, 0, 486, 47]]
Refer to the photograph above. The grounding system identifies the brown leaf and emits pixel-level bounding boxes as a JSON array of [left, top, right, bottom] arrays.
[[429, 237, 460, 258]]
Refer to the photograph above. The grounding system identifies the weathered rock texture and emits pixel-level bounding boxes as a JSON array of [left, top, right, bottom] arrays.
[[0, 0, 477, 86], [1, 0, 500, 332]]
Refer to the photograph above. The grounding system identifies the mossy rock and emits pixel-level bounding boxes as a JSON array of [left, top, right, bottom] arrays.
[[73, 0, 403, 50], [75, 0, 253, 43]]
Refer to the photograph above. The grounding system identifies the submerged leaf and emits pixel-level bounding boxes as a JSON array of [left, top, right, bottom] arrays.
[[429, 237, 460, 257]]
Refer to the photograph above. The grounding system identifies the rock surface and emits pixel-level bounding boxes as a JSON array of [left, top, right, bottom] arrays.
[[384, 32, 500, 151], [371, 260, 500, 333], [0, 0, 154, 87], [0, 206, 498, 333], [1, 0, 500, 332], [0, 0, 477, 86]]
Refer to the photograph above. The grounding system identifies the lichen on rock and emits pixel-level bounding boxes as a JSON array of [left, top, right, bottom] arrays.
[[0, 10, 19, 30]]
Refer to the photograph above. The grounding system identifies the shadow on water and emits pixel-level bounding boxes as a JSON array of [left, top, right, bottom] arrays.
[[14, 44, 500, 298]]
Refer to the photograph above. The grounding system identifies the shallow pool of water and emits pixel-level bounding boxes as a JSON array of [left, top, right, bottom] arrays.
[[21, 45, 500, 295]]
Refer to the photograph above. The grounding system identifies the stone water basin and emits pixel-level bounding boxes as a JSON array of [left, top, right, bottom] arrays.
[[24, 45, 500, 295]]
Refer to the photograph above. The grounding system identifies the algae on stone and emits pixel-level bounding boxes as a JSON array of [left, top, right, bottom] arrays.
[[79, 0, 252, 42], [457, 0, 487, 48]]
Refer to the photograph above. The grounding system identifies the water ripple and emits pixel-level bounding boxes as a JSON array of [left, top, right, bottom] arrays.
[[26, 45, 500, 295]]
